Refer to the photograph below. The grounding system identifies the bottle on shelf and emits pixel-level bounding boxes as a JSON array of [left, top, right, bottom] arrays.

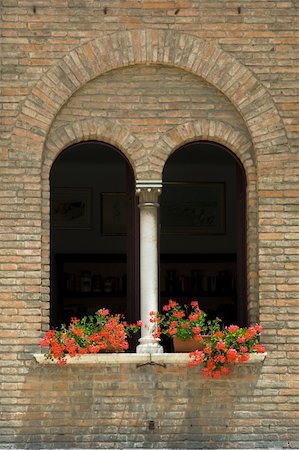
[[103, 277, 117, 294], [92, 274, 102, 293], [80, 271, 92, 293]]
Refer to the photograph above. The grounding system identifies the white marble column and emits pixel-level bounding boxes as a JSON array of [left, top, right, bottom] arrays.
[[136, 180, 163, 354]]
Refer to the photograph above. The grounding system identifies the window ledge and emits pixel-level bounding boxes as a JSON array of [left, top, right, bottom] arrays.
[[33, 352, 267, 365]]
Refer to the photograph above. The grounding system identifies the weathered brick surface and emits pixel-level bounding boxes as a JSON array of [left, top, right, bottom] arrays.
[[1, 360, 293, 450], [1, 1, 298, 448]]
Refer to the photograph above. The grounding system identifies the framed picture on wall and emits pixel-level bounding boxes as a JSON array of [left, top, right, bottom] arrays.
[[101, 193, 127, 236], [160, 182, 226, 235], [51, 187, 92, 229]]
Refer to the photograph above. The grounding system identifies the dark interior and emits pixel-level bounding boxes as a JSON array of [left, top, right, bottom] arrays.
[[50, 140, 246, 332]]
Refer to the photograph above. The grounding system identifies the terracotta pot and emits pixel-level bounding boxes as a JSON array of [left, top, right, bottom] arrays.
[[173, 335, 210, 353]]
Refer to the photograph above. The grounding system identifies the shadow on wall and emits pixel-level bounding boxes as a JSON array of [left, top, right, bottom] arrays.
[[11, 359, 265, 449], [137, 363, 265, 449]]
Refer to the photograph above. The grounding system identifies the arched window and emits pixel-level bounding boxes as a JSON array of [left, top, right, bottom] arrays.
[[49, 139, 248, 353], [160, 141, 247, 327], [50, 141, 139, 334]]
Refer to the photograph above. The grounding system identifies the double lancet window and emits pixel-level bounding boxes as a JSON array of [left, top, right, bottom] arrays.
[[50, 141, 246, 352]]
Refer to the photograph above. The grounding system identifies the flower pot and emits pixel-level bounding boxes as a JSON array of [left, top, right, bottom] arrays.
[[173, 335, 209, 353]]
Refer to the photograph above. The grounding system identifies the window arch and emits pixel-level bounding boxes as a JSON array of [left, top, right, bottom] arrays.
[[49, 141, 139, 332], [41, 118, 258, 352], [160, 141, 247, 327]]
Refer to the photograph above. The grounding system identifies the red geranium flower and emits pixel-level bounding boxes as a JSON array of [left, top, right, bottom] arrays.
[[40, 308, 142, 365], [150, 299, 209, 342], [187, 311, 265, 378], [253, 344, 266, 353]]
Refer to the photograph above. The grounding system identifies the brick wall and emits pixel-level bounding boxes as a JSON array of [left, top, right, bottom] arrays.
[[53, 65, 248, 140], [2, 359, 284, 449], [1, 1, 298, 448]]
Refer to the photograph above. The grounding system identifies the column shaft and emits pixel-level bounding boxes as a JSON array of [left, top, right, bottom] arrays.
[[136, 181, 163, 354]]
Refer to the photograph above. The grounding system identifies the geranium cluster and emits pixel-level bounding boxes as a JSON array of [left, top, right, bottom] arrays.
[[189, 324, 265, 378], [150, 299, 209, 341], [40, 308, 142, 365]]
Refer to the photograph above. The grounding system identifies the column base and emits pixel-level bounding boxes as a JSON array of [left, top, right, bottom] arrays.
[[136, 337, 164, 354]]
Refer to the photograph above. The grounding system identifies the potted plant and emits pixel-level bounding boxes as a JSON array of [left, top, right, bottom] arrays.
[[150, 299, 218, 352], [40, 308, 142, 365], [188, 323, 265, 378], [150, 299, 266, 377]]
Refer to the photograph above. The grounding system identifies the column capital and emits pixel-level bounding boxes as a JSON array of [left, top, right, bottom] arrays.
[[136, 180, 162, 205]]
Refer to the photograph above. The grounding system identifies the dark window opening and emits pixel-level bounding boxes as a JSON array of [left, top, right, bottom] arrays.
[[50, 141, 139, 337], [160, 141, 247, 331]]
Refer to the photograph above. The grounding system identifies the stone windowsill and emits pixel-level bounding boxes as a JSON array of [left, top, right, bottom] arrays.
[[33, 352, 267, 365]]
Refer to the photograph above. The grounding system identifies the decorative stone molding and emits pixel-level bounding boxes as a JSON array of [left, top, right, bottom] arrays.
[[136, 180, 162, 205]]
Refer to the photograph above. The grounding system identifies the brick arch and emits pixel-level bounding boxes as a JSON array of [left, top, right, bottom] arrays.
[[40, 119, 143, 327], [155, 119, 258, 323], [41, 118, 144, 182], [19, 29, 281, 327], [152, 119, 255, 180], [12, 29, 288, 171]]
